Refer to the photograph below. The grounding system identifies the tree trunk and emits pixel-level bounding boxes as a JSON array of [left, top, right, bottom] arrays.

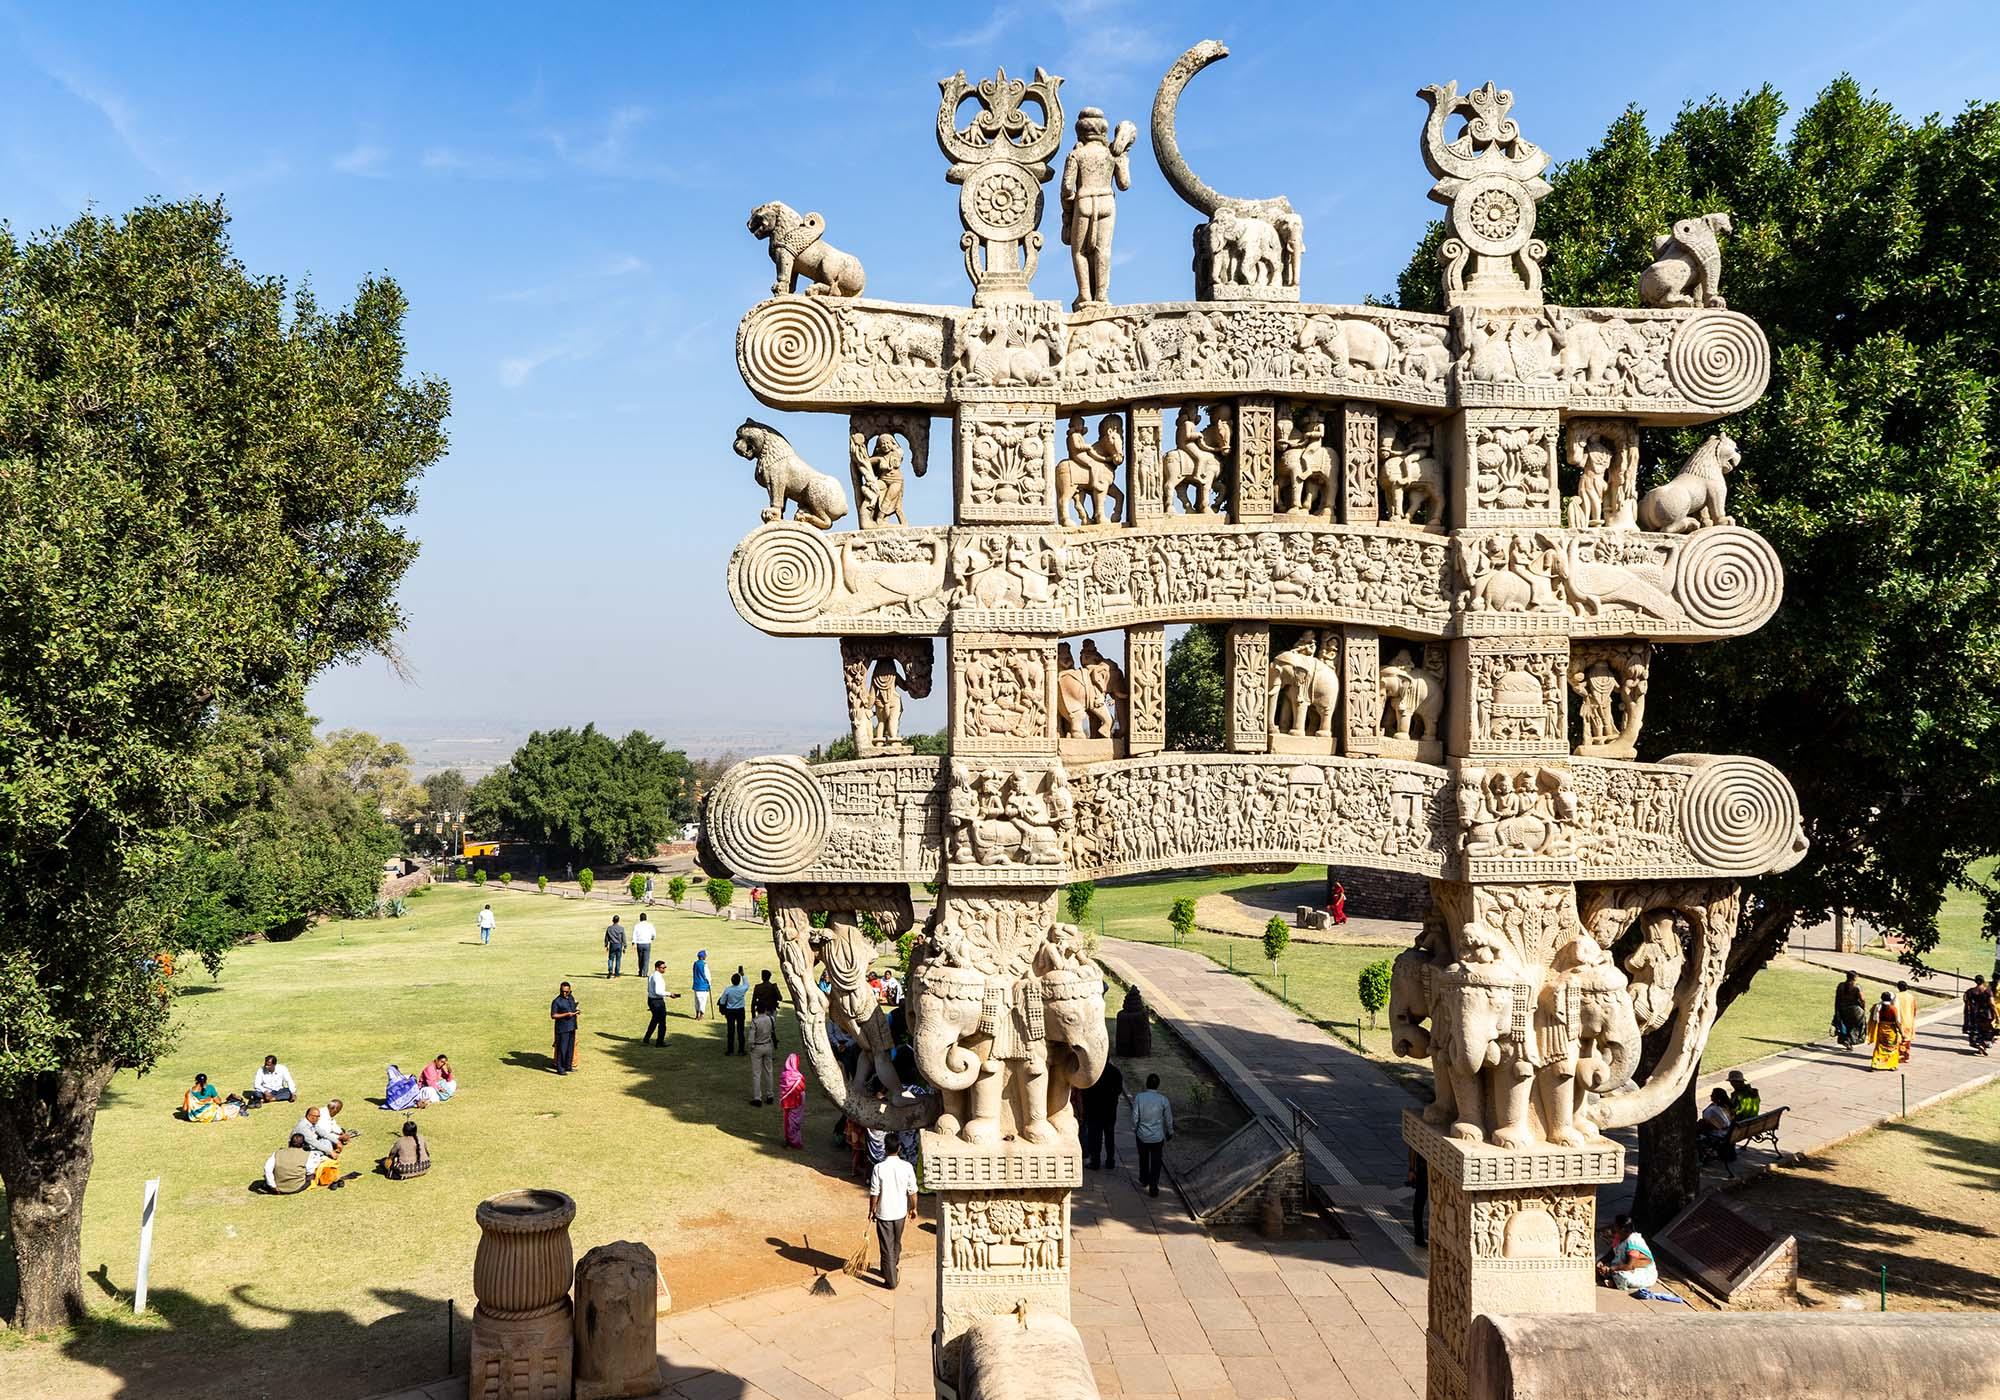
[[1630, 900, 1796, 1232], [0, 1061, 116, 1331]]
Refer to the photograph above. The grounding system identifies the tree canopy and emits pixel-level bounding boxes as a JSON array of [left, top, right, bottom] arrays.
[[419, 767, 471, 817], [474, 724, 697, 868], [1164, 624, 1226, 751], [0, 198, 448, 1327]]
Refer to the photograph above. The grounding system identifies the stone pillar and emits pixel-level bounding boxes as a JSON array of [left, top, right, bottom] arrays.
[[1339, 402, 1380, 525], [1224, 622, 1270, 753], [1128, 405, 1165, 525], [1126, 624, 1166, 757], [470, 1189, 577, 1400], [957, 408, 1058, 526], [1341, 626, 1381, 758], [1406, 1114, 1622, 1400], [574, 1241, 662, 1400], [1232, 396, 1276, 522]]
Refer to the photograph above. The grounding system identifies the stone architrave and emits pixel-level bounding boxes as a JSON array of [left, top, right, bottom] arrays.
[[1224, 623, 1271, 753], [1125, 624, 1166, 756], [574, 1241, 663, 1400], [708, 45, 1801, 1400]]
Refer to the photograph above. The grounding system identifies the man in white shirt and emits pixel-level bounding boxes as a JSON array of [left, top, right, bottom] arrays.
[[478, 903, 495, 946], [641, 961, 678, 1046], [1131, 1073, 1175, 1198], [632, 914, 656, 969], [320, 1098, 358, 1149], [867, 1136, 920, 1290], [249, 1055, 296, 1106], [1697, 1086, 1736, 1165], [293, 1105, 342, 1156]]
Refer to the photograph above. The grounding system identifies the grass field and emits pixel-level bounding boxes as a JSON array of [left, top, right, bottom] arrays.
[[0, 886, 885, 1400], [1866, 857, 1999, 982], [1730, 1078, 2000, 1310]]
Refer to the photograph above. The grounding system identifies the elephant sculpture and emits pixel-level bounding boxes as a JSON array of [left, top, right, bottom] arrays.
[[1378, 651, 1443, 742], [1429, 961, 1537, 1147], [1268, 631, 1340, 737], [1038, 959, 1108, 1137], [1531, 937, 1640, 1145], [913, 950, 1079, 1147], [1390, 945, 1457, 1130]]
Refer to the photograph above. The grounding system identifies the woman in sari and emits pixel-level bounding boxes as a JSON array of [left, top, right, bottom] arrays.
[[182, 1073, 243, 1122], [1867, 992, 1902, 1071], [417, 1054, 457, 1103], [1964, 976, 1996, 1056], [779, 1053, 807, 1149]]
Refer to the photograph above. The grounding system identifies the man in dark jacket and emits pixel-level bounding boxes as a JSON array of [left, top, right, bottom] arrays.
[[1080, 1060, 1125, 1170]]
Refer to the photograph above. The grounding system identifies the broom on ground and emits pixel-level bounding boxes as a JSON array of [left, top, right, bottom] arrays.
[[841, 1224, 872, 1279], [804, 1234, 837, 1297]]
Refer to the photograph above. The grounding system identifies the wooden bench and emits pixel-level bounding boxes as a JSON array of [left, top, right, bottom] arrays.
[[1697, 1106, 1787, 1176]]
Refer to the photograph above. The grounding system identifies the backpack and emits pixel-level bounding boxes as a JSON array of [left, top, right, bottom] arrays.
[[384, 1065, 421, 1112]]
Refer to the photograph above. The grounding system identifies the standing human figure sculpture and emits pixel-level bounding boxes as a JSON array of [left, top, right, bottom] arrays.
[[1060, 107, 1136, 309]]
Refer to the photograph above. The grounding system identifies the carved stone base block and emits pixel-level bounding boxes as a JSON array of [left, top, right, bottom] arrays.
[[1267, 731, 1336, 756], [1406, 1112, 1622, 1400], [959, 1309, 1102, 1400], [574, 1241, 663, 1400], [471, 1302, 574, 1400], [928, 1133, 1080, 1391]]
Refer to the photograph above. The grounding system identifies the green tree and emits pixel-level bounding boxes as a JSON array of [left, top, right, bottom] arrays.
[[628, 872, 648, 902], [1064, 881, 1096, 927], [0, 198, 447, 1328], [706, 877, 736, 915], [806, 730, 949, 764], [478, 725, 695, 867], [1396, 80, 2000, 1229], [474, 868, 487, 887], [317, 729, 422, 817], [1261, 917, 1290, 973], [537, 875, 549, 894], [1168, 896, 1197, 946], [420, 768, 471, 818], [667, 875, 689, 908], [1165, 625, 1227, 751], [1358, 959, 1393, 1029], [578, 868, 595, 895]]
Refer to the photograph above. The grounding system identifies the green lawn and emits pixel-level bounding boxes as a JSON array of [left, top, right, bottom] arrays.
[[0, 886, 877, 1400], [1866, 856, 1998, 981]]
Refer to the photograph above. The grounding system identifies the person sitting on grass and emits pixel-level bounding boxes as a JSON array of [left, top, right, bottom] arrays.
[[182, 1073, 244, 1122], [264, 1132, 337, 1194], [417, 1054, 457, 1104], [246, 1055, 297, 1107], [294, 1104, 344, 1156], [1596, 1215, 1657, 1291], [1697, 1087, 1736, 1164], [321, 1098, 359, 1149], [383, 1120, 432, 1180]]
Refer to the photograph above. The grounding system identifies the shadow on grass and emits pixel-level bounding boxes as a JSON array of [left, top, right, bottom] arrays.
[[499, 1049, 556, 1074]]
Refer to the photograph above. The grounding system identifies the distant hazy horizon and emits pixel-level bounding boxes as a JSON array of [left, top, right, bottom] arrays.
[[13, 3, 1989, 758]]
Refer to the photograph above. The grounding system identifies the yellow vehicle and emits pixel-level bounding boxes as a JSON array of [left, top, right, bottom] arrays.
[[461, 840, 500, 859]]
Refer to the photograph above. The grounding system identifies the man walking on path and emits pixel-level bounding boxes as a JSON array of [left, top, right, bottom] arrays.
[[719, 973, 749, 1054], [642, 961, 678, 1046], [1080, 1059, 1124, 1170], [632, 912, 656, 971], [604, 916, 628, 978], [478, 903, 495, 945], [748, 1005, 777, 1104], [1131, 1073, 1174, 1198], [751, 969, 782, 1018], [868, 1136, 919, 1290], [691, 949, 712, 1020]]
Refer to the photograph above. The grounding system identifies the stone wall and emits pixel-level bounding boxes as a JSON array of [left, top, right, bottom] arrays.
[[1326, 865, 1430, 922]]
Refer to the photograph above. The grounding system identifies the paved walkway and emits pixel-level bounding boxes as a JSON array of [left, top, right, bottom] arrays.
[[1781, 943, 1980, 997]]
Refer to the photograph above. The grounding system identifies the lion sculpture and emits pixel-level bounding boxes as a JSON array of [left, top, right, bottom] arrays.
[[1639, 433, 1737, 535], [747, 201, 866, 298], [1639, 212, 1731, 310], [734, 418, 849, 530]]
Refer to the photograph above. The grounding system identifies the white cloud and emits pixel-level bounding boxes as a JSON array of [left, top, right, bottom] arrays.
[[43, 62, 176, 185], [333, 143, 389, 177]]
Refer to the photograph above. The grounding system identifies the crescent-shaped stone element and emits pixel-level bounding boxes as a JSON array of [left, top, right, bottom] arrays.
[[1151, 40, 1250, 217], [704, 755, 831, 880]]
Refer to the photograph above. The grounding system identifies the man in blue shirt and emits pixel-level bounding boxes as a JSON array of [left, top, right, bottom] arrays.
[[718, 972, 749, 1055], [1131, 1073, 1175, 1198], [691, 950, 712, 1020]]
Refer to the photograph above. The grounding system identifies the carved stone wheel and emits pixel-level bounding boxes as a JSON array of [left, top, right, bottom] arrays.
[[1452, 175, 1536, 256], [1677, 756, 1802, 876], [733, 522, 836, 625], [1667, 309, 1770, 412], [739, 297, 841, 398], [705, 755, 831, 879]]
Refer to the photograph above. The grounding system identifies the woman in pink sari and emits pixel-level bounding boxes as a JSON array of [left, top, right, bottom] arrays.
[[779, 1053, 807, 1150]]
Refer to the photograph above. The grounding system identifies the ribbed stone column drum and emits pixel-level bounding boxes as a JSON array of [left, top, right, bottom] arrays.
[[470, 1189, 577, 1400]]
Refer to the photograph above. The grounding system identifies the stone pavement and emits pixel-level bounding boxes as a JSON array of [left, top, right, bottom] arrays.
[[1780, 942, 1981, 997], [362, 1099, 1433, 1400]]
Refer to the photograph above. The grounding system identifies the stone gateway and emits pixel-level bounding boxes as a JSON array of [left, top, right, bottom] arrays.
[[706, 36, 1799, 1400]]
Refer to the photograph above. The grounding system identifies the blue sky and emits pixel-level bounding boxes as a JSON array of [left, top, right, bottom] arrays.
[[6, 1, 1995, 758]]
